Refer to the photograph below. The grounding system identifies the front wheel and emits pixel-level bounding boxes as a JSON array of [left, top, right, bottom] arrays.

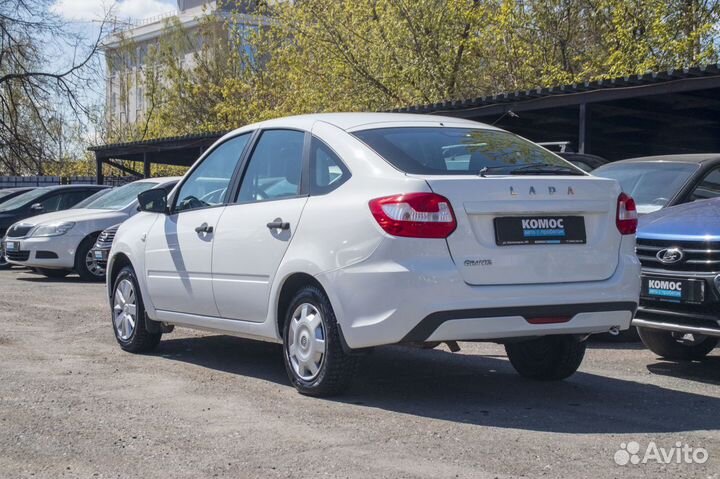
[[505, 335, 586, 380], [75, 234, 105, 281], [638, 327, 718, 360], [111, 266, 161, 353], [282, 285, 358, 396]]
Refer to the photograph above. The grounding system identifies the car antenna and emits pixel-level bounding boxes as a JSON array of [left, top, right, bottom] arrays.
[[492, 109, 519, 126]]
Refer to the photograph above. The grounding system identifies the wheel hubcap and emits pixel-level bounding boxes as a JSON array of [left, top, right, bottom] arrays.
[[85, 249, 104, 277], [287, 303, 326, 381], [113, 279, 137, 341]]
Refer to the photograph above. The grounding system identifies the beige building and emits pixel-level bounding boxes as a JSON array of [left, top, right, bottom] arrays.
[[103, 1, 259, 128]]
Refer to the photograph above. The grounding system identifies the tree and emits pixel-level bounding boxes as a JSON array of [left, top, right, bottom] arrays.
[[0, 0, 108, 175], [106, 0, 720, 143]]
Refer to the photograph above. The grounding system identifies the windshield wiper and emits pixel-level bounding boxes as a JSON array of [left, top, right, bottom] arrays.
[[506, 163, 584, 176], [477, 165, 515, 177]]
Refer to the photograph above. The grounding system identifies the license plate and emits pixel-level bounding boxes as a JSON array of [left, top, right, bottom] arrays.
[[641, 275, 705, 304], [93, 250, 107, 261], [4, 241, 18, 252], [494, 216, 586, 246]]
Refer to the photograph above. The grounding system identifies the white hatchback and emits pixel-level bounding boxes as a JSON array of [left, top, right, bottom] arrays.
[[107, 113, 641, 396], [6, 178, 179, 280]]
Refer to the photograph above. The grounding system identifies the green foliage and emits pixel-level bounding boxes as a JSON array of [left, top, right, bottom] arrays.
[[105, 0, 720, 143]]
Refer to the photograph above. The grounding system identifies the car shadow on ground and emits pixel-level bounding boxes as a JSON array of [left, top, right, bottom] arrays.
[[647, 357, 720, 386], [156, 335, 720, 434], [587, 340, 647, 350], [15, 275, 101, 284]]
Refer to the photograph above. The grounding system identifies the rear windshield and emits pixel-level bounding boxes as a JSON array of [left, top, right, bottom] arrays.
[[353, 127, 570, 175]]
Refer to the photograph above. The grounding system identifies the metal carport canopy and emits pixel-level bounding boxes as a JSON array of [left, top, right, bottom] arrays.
[[394, 63, 720, 161], [88, 132, 225, 184], [88, 63, 720, 183]]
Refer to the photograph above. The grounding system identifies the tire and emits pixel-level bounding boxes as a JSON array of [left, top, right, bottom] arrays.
[[0, 254, 10, 269], [111, 265, 161, 353], [505, 335, 586, 381], [36, 268, 70, 278], [637, 327, 718, 360], [282, 285, 358, 396], [75, 234, 105, 282]]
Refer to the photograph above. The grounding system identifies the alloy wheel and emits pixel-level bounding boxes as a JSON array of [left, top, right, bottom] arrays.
[[85, 249, 105, 277]]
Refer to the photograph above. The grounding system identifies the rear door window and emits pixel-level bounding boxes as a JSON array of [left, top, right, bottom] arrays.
[[237, 130, 305, 203]]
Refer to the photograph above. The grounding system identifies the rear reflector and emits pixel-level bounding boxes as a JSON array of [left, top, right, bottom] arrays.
[[525, 316, 572, 324], [616, 192, 638, 235], [369, 193, 457, 238]]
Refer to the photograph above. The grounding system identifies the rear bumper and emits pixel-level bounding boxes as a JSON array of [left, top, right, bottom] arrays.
[[317, 236, 641, 349], [405, 302, 637, 342]]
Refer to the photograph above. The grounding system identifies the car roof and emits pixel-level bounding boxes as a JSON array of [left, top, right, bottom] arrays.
[[226, 112, 496, 137], [34, 184, 109, 191], [136, 176, 182, 184], [0, 187, 34, 192], [613, 154, 720, 164], [148, 176, 182, 184]]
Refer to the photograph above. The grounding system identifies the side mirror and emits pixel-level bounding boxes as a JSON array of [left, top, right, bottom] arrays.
[[138, 189, 168, 214], [30, 203, 44, 211]]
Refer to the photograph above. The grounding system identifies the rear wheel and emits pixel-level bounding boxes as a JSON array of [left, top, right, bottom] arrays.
[[282, 285, 358, 396], [505, 335, 586, 380], [75, 234, 104, 281], [36, 268, 70, 278], [638, 327, 718, 360], [111, 266, 161, 353]]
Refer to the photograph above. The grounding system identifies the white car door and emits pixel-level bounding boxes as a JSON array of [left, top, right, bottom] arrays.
[[212, 129, 309, 322], [144, 133, 251, 317]]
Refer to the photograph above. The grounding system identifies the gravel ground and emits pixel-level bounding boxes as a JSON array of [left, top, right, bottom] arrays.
[[0, 267, 719, 479]]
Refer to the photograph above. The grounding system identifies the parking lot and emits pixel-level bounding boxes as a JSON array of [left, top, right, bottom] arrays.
[[0, 268, 718, 478]]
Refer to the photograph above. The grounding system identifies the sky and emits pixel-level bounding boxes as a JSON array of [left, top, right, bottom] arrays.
[[46, 0, 180, 148], [50, 0, 178, 23]]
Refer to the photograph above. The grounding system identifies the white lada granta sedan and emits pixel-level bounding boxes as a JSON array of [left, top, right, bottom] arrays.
[[106, 113, 641, 396]]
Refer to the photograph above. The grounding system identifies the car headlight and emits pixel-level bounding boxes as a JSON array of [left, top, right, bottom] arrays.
[[31, 222, 75, 237]]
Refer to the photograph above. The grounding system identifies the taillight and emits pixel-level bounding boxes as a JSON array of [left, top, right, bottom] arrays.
[[369, 193, 457, 238], [616, 192, 638, 235]]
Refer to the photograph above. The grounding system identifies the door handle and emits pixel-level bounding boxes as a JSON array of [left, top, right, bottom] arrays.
[[195, 223, 214, 234], [266, 220, 290, 230]]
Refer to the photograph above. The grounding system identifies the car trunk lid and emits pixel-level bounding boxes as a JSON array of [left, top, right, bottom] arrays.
[[423, 175, 622, 285]]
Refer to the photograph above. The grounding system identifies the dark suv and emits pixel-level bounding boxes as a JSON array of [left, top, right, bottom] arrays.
[[634, 198, 720, 359]]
